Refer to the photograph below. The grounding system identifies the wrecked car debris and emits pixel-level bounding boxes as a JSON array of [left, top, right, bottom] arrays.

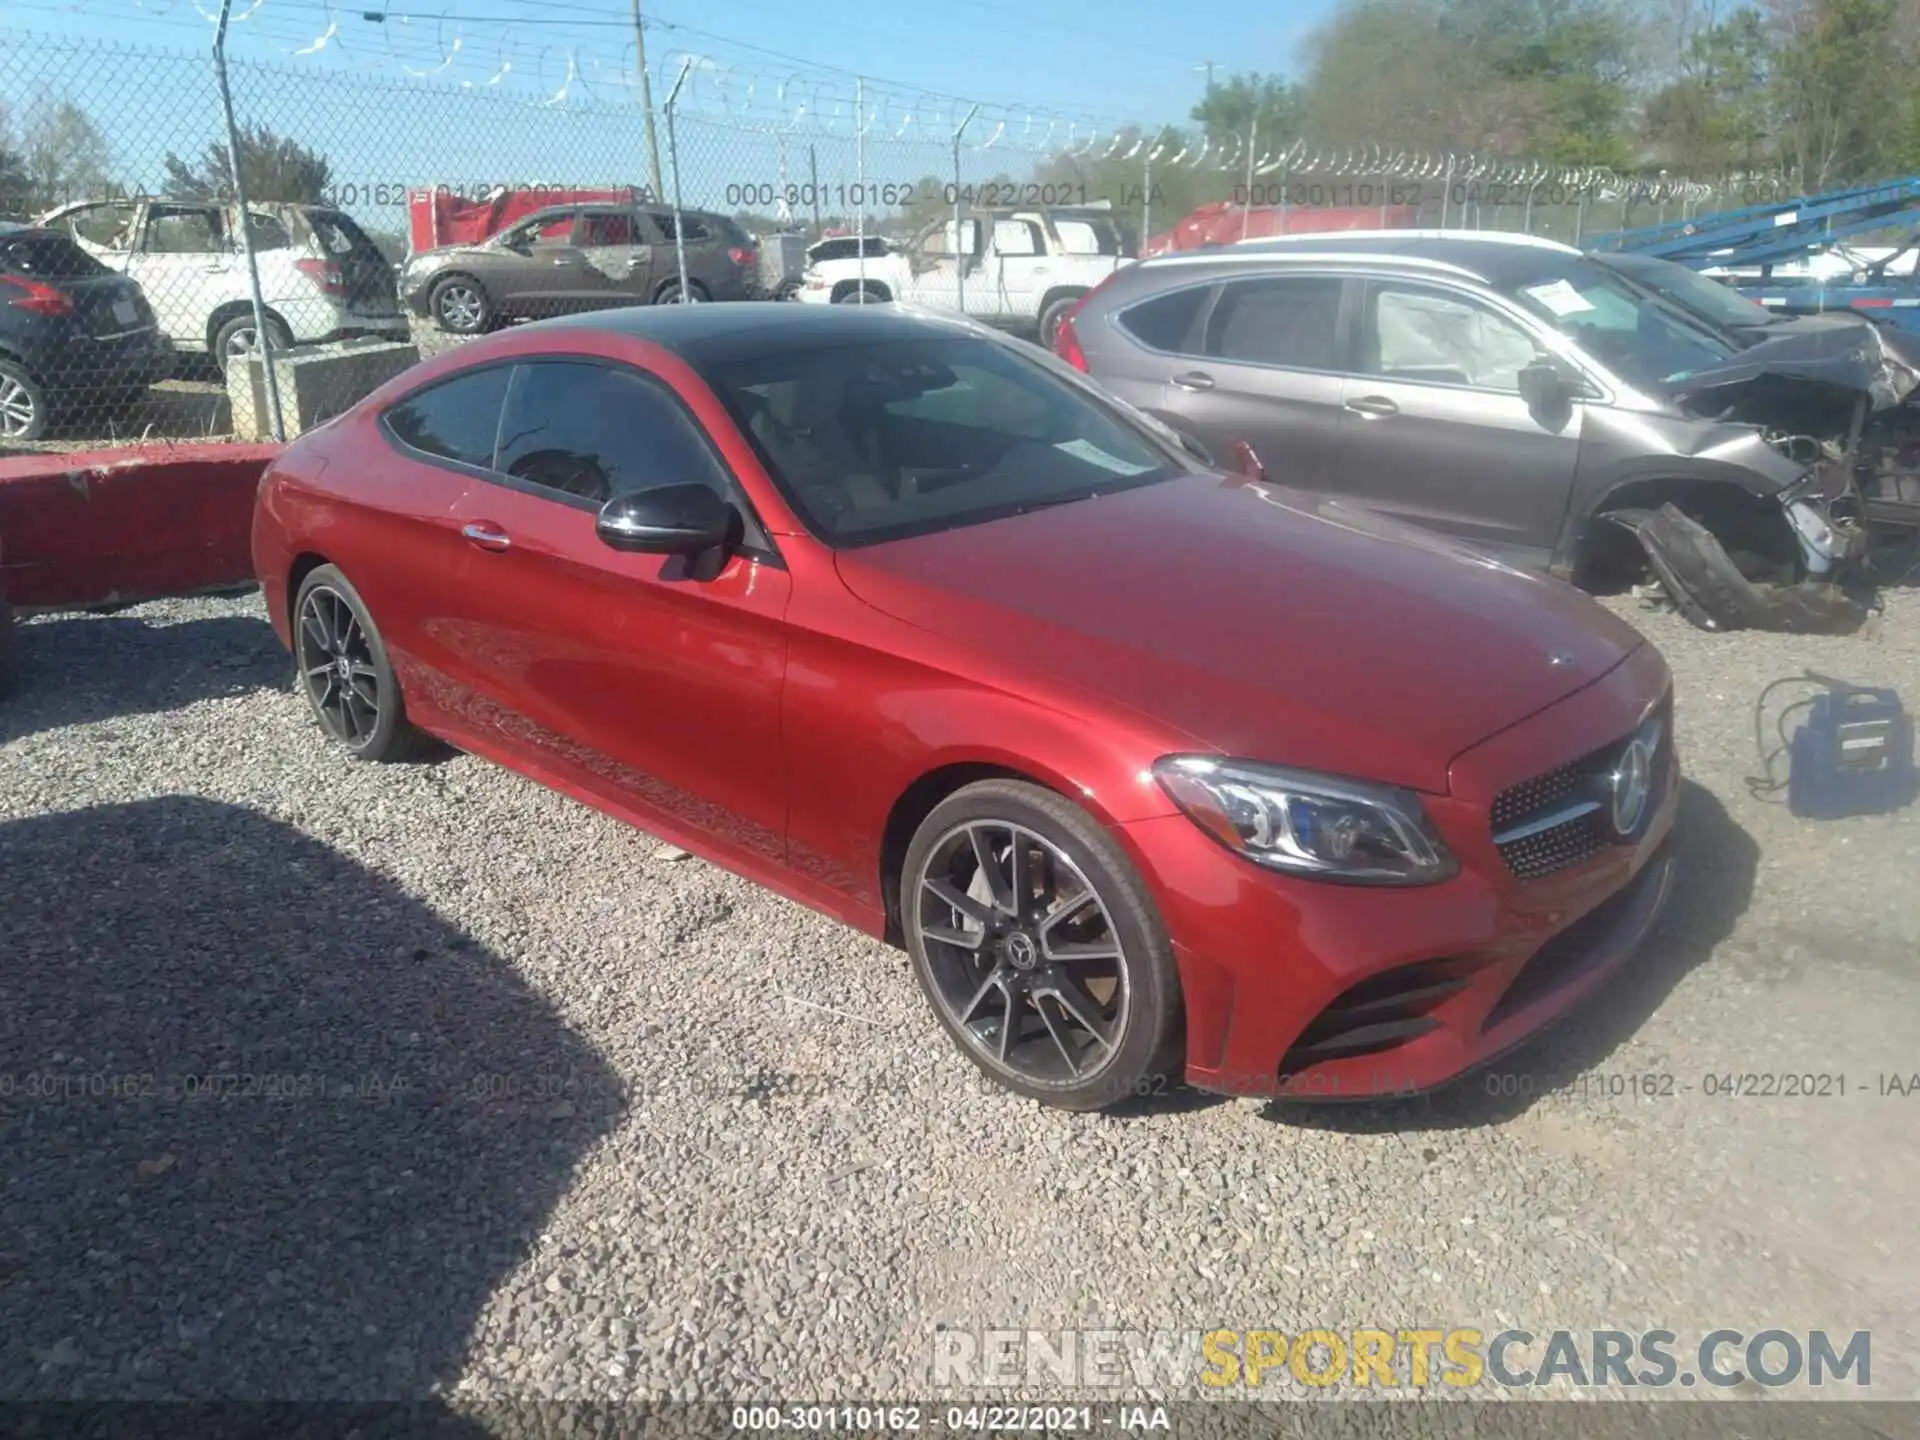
[[1599, 311, 1920, 633], [1604, 504, 1870, 634]]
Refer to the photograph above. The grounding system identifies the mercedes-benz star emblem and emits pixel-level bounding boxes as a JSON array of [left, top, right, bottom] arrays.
[[1004, 932, 1039, 972], [1607, 737, 1654, 838]]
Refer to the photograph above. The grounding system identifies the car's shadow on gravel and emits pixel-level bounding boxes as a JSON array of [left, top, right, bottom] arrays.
[[0, 796, 625, 1404], [1256, 780, 1758, 1134], [0, 606, 285, 746]]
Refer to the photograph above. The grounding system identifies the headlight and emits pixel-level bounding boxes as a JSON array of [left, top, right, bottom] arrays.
[[1154, 757, 1457, 886]]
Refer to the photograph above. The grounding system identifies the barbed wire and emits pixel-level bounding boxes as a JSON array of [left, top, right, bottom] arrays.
[[4, 20, 1798, 207]]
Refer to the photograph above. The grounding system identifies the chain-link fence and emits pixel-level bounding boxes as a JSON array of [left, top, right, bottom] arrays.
[[0, 22, 1796, 451]]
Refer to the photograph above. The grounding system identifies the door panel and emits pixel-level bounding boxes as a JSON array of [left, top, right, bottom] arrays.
[[565, 210, 655, 310], [435, 360, 792, 860], [1337, 280, 1581, 561], [899, 221, 971, 309], [132, 204, 235, 347], [493, 211, 581, 317], [446, 486, 791, 862], [992, 218, 1044, 321], [1155, 273, 1349, 493], [365, 364, 514, 719]]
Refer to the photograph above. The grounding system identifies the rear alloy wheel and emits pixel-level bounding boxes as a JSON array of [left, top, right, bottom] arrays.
[[431, 277, 491, 334], [292, 564, 427, 763], [902, 780, 1184, 1110], [0, 360, 48, 442], [215, 313, 295, 380], [654, 279, 708, 305], [833, 283, 888, 305]]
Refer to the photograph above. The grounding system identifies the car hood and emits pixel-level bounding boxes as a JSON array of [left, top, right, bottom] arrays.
[[833, 474, 1644, 794], [1661, 314, 1920, 414]]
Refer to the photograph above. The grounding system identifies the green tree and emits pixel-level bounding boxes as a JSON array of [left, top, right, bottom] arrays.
[[1767, 0, 1913, 186], [19, 98, 112, 212], [162, 124, 332, 204], [0, 105, 31, 219], [1190, 73, 1306, 148], [1643, 9, 1775, 174]]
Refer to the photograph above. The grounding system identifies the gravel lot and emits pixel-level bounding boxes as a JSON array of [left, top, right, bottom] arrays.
[[2, 582, 1917, 1412]]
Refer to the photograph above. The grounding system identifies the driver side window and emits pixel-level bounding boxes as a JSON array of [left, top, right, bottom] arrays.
[[1364, 284, 1541, 392], [492, 361, 770, 550]]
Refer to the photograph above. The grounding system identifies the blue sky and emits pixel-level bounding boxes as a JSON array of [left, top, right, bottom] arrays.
[[13, 0, 1329, 130], [4, 0, 1329, 226]]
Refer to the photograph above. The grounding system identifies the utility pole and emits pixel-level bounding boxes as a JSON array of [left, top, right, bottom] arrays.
[[632, 0, 665, 202], [1197, 60, 1216, 93]]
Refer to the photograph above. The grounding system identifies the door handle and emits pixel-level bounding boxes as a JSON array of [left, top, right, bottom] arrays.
[[462, 522, 512, 552], [1171, 371, 1215, 393], [1344, 395, 1400, 418], [552, 256, 576, 266]]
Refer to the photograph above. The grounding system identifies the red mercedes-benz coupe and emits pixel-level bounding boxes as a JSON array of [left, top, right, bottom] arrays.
[[252, 303, 1678, 1111]]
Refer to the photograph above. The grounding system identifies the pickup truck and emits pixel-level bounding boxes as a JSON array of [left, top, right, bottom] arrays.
[[794, 206, 1134, 348]]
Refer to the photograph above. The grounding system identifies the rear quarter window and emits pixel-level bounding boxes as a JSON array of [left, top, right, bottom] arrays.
[[0, 232, 108, 279], [1114, 286, 1209, 353], [382, 366, 511, 469]]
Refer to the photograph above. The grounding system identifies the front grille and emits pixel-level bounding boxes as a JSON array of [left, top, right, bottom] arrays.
[[1490, 695, 1672, 882]]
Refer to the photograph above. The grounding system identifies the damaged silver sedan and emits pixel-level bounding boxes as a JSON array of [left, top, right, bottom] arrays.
[[1062, 232, 1920, 634]]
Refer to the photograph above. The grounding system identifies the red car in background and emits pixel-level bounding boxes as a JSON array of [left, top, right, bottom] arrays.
[[251, 302, 1678, 1111], [1142, 201, 1418, 256]]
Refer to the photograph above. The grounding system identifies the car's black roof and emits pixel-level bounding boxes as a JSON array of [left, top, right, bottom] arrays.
[[531, 301, 971, 365]]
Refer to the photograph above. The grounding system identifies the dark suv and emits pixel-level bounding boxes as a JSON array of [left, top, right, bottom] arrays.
[[399, 204, 758, 333], [1056, 231, 1920, 631], [0, 223, 172, 442]]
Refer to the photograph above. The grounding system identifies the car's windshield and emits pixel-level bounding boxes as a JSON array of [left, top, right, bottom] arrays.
[[1503, 257, 1740, 389], [702, 335, 1180, 545], [1597, 253, 1778, 332]]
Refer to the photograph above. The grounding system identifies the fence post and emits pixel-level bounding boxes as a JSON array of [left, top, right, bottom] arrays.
[[1241, 117, 1258, 240], [212, 0, 284, 442], [1439, 154, 1454, 228], [631, 0, 666, 202], [953, 104, 979, 317], [1142, 146, 1152, 260], [855, 77, 867, 304], [663, 58, 693, 302], [809, 145, 821, 235]]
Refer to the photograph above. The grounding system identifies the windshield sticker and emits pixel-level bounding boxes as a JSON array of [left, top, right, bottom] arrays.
[[1524, 279, 1597, 317], [1055, 438, 1156, 475]]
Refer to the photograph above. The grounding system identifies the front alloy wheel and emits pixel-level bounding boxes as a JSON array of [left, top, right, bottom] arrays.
[[903, 780, 1183, 1110]]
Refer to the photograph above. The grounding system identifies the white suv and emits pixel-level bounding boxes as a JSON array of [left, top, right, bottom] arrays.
[[795, 206, 1134, 348], [38, 198, 408, 375]]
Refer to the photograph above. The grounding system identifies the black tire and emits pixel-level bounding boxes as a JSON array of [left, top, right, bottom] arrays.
[[900, 779, 1184, 1111], [774, 277, 804, 302], [653, 277, 710, 305], [1037, 293, 1083, 350], [291, 564, 428, 763], [833, 282, 889, 305], [214, 312, 295, 379], [430, 275, 492, 334], [0, 358, 50, 442]]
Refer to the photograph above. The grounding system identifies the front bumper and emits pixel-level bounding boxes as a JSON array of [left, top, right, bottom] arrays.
[[1120, 642, 1679, 1100]]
